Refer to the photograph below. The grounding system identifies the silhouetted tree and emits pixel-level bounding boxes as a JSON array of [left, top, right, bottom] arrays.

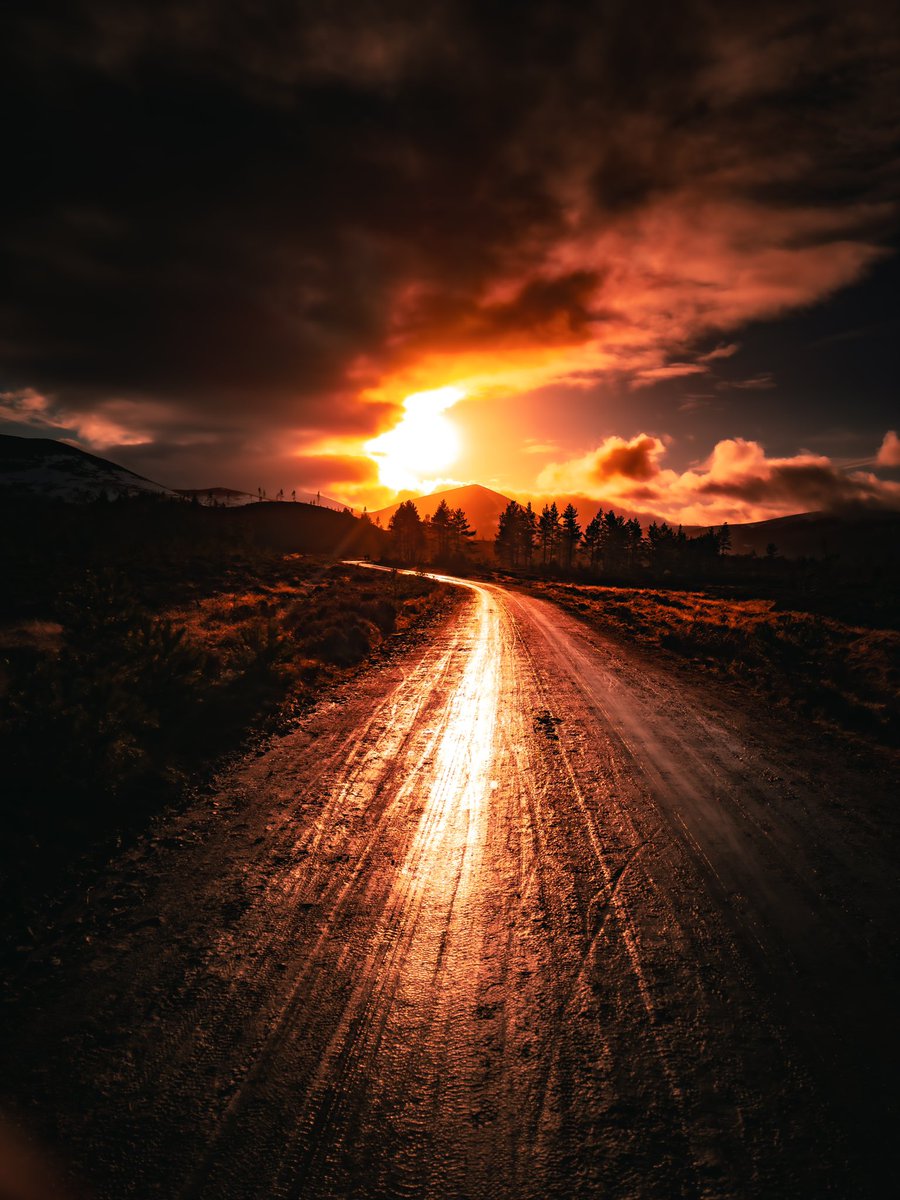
[[388, 500, 425, 564], [647, 520, 681, 572], [599, 509, 627, 572], [521, 502, 537, 567], [584, 512, 604, 569], [449, 507, 476, 559], [625, 518, 644, 570], [560, 503, 582, 569], [496, 501, 525, 567], [430, 499, 453, 560], [538, 502, 560, 565]]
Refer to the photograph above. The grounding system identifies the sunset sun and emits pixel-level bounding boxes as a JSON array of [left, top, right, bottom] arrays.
[[366, 385, 465, 493]]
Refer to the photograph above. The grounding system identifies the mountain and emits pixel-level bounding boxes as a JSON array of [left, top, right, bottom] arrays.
[[371, 483, 513, 538], [0, 434, 178, 501], [0, 436, 349, 511]]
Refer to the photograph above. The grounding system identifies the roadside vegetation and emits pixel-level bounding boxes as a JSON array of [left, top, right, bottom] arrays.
[[0, 495, 452, 949], [530, 581, 900, 750]]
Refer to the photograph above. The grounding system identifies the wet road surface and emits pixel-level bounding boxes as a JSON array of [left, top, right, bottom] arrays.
[[2, 572, 898, 1198]]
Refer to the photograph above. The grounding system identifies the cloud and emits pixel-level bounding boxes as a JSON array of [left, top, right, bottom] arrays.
[[537, 433, 665, 495], [630, 363, 709, 389], [537, 432, 900, 523], [0, 388, 154, 446], [0, 388, 54, 426], [876, 430, 900, 467], [722, 373, 777, 391], [1, 1, 898, 492], [522, 437, 561, 455], [699, 343, 740, 363], [677, 394, 715, 413]]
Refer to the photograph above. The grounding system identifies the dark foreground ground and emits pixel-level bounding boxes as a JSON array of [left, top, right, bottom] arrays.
[[1, 572, 897, 1199]]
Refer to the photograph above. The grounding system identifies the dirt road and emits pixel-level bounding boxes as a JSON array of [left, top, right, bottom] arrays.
[[2, 573, 897, 1198]]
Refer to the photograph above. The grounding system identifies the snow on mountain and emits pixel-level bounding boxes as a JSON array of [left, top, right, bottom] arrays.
[[0, 437, 348, 510], [0, 435, 178, 501]]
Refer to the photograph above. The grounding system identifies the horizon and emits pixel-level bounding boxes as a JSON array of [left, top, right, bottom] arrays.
[[7, 430, 900, 538]]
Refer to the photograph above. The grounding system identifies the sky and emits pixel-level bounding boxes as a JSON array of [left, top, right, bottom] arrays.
[[1, 0, 899, 524]]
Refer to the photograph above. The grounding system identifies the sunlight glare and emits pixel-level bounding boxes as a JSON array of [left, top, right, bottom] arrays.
[[367, 385, 465, 492]]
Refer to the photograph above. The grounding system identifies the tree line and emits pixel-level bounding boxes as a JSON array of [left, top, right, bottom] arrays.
[[494, 500, 731, 574], [385, 494, 733, 575], [387, 499, 476, 565]]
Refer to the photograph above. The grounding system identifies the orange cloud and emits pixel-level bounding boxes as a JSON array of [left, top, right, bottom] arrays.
[[537, 433, 900, 524], [0, 387, 52, 424], [370, 191, 888, 413], [876, 430, 900, 467], [592, 435, 668, 483], [0, 389, 155, 447]]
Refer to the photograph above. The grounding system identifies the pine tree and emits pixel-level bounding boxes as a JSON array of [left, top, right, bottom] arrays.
[[496, 501, 525, 567], [538, 502, 560, 565], [522, 502, 537, 567], [601, 509, 626, 572], [584, 512, 604, 569], [450, 507, 476, 558], [388, 500, 425, 564], [625, 518, 644, 570], [430, 499, 453, 561], [560, 503, 582, 569]]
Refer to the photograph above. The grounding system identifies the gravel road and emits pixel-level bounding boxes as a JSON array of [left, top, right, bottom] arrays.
[[2, 571, 897, 1198]]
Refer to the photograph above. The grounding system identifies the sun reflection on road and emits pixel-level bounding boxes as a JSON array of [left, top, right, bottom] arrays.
[[408, 582, 495, 895], [386, 580, 500, 999]]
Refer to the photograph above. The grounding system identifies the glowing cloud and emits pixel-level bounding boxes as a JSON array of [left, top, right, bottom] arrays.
[[537, 432, 900, 524], [876, 430, 900, 468]]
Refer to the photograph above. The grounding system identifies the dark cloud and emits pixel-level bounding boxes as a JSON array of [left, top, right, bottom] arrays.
[[591, 435, 663, 482], [1, 0, 899, 488]]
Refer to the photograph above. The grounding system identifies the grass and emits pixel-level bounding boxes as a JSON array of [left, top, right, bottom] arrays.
[[0, 555, 453, 948], [528, 582, 900, 749]]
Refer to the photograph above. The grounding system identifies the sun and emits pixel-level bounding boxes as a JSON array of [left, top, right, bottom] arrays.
[[366, 385, 465, 492]]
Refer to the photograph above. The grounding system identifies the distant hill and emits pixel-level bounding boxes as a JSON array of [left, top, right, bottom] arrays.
[[371, 483, 513, 538], [0, 436, 349, 514], [226, 501, 384, 557], [0, 434, 178, 501], [724, 509, 900, 562], [176, 486, 255, 506], [178, 486, 345, 510]]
